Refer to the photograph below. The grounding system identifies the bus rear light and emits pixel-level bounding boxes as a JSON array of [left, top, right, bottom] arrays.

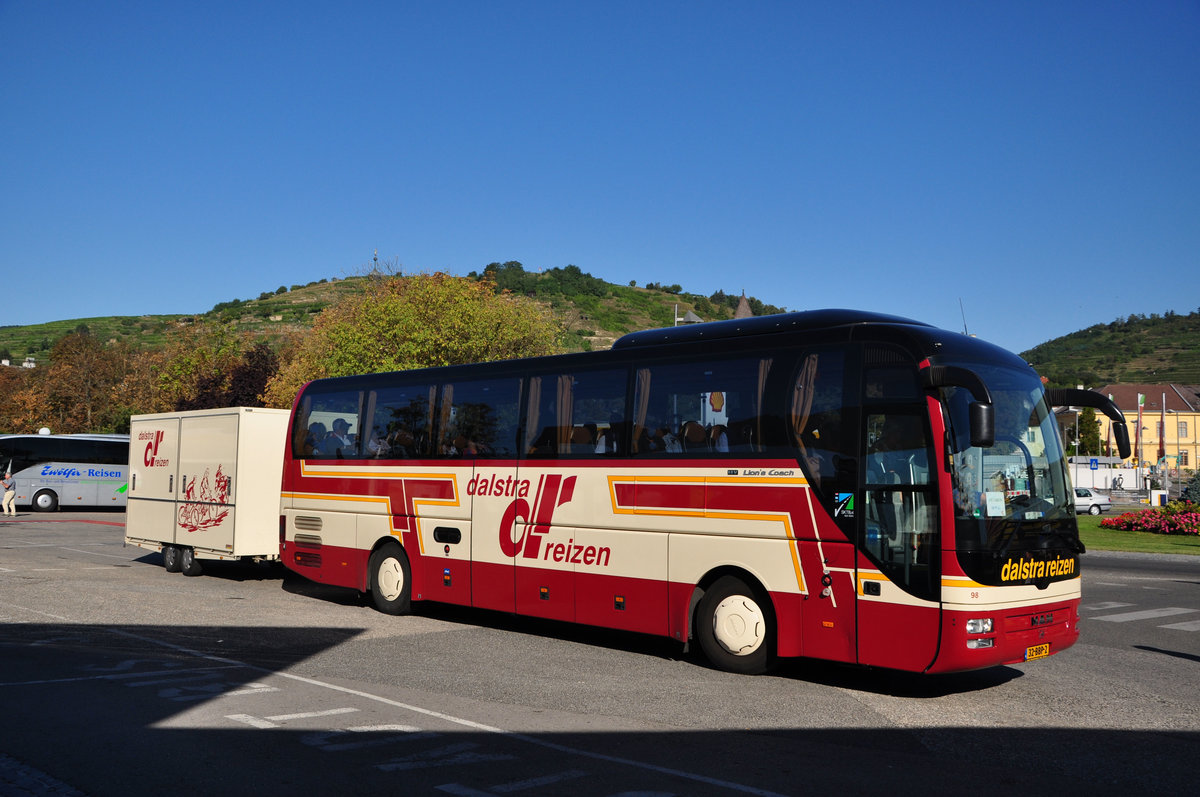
[[294, 551, 321, 567], [966, 618, 993, 634], [966, 638, 995, 649]]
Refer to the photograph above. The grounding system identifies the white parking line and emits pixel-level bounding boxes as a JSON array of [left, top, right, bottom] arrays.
[[1159, 620, 1200, 631], [1082, 601, 1133, 611], [61, 546, 138, 560], [1092, 607, 1196, 623], [269, 707, 361, 722], [107, 627, 789, 797], [437, 769, 588, 795]]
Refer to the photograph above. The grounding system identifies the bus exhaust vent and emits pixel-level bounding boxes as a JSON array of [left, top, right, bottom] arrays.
[[294, 516, 323, 532]]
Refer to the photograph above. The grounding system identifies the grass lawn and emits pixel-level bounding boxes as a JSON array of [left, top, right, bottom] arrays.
[[1077, 513, 1200, 556]]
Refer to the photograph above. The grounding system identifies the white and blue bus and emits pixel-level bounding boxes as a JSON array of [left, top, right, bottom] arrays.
[[0, 433, 130, 511]]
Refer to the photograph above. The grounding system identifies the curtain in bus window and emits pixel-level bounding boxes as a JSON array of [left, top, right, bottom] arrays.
[[525, 375, 565, 458], [438, 385, 455, 455], [556, 374, 574, 454], [422, 385, 436, 456], [524, 376, 543, 454], [789, 351, 846, 493], [792, 355, 819, 482], [293, 394, 314, 457], [633, 368, 652, 454], [362, 391, 380, 456], [752, 358, 772, 453]]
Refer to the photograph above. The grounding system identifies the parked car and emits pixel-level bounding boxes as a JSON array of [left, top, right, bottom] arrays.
[[1075, 487, 1112, 515]]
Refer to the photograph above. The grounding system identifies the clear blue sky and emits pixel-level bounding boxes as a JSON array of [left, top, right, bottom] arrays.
[[2, 1, 1197, 355]]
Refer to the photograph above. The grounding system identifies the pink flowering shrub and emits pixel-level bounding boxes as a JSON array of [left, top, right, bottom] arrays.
[[1100, 501, 1200, 536]]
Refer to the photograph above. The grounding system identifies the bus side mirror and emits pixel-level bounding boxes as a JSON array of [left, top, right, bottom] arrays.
[[1111, 421, 1131, 461], [922, 365, 995, 448], [1045, 388, 1131, 460], [970, 402, 995, 448]]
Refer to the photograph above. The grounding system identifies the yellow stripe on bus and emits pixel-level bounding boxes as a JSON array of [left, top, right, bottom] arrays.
[[605, 475, 809, 594]]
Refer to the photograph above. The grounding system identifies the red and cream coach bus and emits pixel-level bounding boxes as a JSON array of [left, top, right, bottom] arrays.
[[279, 309, 1129, 674]]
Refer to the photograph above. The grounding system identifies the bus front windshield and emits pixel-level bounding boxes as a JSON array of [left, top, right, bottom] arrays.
[[942, 364, 1078, 584]]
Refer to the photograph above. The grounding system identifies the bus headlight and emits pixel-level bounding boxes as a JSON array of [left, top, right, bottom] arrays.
[[966, 618, 993, 634]]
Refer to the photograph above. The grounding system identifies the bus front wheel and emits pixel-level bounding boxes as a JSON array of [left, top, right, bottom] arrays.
[[162, 545, 182, 573], [32, 490, 58, 512], [369, 544, 412, 615], [696, 575, 774, 675]]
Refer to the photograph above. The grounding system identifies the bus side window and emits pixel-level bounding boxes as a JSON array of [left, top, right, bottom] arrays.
[[523, 369, 626, 458], [790, 349, 847, 496], [371, 384, 435, 458], [438, 378, 521, 459], [298, 389, 363, 459], [631, 356, 775, 457]]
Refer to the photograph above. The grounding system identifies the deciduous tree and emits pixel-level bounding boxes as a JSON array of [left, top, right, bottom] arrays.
[[263, 273, 563, 408]]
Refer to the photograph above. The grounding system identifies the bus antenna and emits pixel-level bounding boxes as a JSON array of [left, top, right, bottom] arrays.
[[959, 298, 970, 336]]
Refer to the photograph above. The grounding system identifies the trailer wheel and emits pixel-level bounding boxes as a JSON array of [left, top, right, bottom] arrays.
[[369, 543, 411, 615], [180, 547, 203, 577], [32, 490, 58, 512], [162, 545, 182, 573], [695, 575, 774, 675]]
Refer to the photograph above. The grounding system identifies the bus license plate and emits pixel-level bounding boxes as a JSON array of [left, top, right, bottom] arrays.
[[1025, 643, 1051, 661]]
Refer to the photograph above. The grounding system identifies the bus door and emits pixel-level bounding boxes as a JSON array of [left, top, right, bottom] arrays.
[[505, 373, 584, 623], [855, 353, 941, 670], [127, 416, 182, 545], [362, 382, 476, 608], [788, 348, 858, 661], [423, 378, 523, 615], [177, 412, 239, 552]]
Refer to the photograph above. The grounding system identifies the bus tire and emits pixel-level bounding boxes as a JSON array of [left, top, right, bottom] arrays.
[[696, 575, 774, 675], [369, 543, 412, 615], [32, 490, 59, 512], [180, 547, 203, 577], [162, 545, 182, 573]]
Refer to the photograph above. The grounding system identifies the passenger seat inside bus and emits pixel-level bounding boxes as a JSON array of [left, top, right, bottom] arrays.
[[681, 421, 707, 452]]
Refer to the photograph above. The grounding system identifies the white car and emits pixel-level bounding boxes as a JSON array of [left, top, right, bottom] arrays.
[[1074, 487, 1112, 515]]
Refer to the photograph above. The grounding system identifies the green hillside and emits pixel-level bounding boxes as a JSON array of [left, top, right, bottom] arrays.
[[6, 266, 1195, 389], [0, 276, 368, 366], [0, 267, 781, 365], [1021, 310, 1200, 387]]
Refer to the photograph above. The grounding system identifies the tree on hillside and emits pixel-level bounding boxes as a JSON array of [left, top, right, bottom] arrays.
[[0, 330, 133, 434], [112, 323, 285, 420], [0, 367, 33, 432], [262, 273, 564, 408], [41, 330, 129, 431]]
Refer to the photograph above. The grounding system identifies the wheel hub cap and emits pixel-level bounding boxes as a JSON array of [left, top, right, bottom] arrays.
[[377, 559, 404, 601], [711, 595, 765, 656]]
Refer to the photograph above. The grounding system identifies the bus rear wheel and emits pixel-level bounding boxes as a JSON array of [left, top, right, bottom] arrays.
[[696, 575, 774, 675], [162, 545, 182, 573], [369, 543, 412, 615], [32, 490, 58, 512]]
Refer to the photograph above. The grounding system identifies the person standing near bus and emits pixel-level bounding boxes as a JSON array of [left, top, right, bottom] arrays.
[[2, 471, 15, 516]]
